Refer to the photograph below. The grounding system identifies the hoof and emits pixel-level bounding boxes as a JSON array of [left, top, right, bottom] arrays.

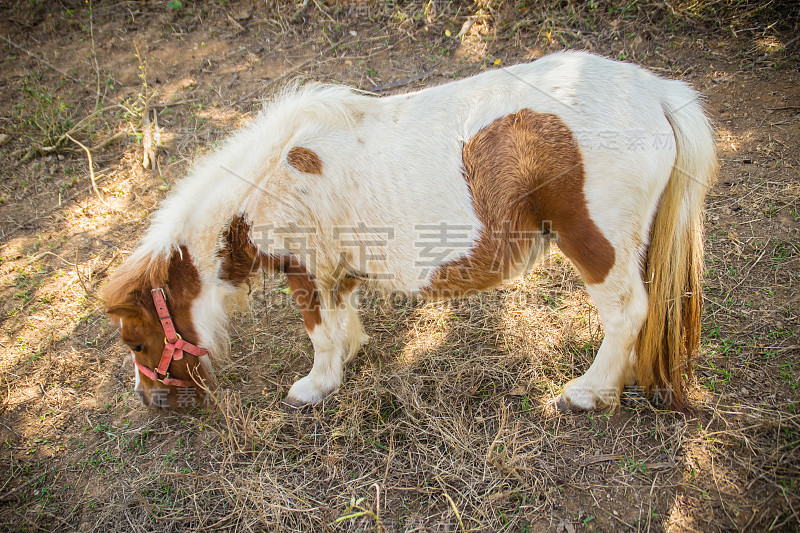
[[555, 394, 582, 412], [284, 376, 337, 408], [282, 395, 312, 410], [557, 378, 619, 411], [554, 393, 599, 412]]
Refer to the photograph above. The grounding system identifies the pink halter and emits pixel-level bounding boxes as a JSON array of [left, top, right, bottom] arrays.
[[133, 288, 208, 388]]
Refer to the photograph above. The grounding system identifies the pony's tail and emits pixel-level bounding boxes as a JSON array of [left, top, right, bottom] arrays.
[[636, 82, 718, 409]]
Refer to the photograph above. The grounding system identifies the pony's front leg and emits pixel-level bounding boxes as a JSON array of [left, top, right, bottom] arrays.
[[284, 282, 367, 408], [556, 252, 647, 410], [285, 306, 345, 408]]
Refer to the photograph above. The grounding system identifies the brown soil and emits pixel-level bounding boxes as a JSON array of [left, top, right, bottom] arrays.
[[0, 1, 798, 532]]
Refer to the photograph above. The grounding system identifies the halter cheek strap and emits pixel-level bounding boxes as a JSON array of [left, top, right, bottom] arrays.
[[133, 288, 209, 388]]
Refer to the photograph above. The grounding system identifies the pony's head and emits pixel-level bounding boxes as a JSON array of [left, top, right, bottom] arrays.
[[103, 246, 215, 408]]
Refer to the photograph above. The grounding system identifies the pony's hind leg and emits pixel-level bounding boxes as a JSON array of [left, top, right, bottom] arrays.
[[284, 280, 367, 407], [556, 248, 648, 410]]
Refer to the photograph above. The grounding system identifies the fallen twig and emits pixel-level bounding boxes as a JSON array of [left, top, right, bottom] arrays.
[[370, 70, 438, 93], [64, 132, 112, 209]]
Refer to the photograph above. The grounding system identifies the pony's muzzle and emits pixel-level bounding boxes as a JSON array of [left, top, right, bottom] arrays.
[[136, 383, 208, 409], [135, 386, 173, 408]]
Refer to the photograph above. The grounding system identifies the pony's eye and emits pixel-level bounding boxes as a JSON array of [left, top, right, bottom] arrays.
[[131, 344, 144, 353]]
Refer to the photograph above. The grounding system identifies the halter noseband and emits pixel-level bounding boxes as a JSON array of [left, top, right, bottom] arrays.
[[133, 288, 208, 388]]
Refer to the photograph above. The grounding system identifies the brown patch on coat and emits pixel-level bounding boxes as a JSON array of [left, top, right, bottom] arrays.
[[103, 246, 209, 407], [281, 257, 321, 331], [219, 215, 264, 284], [218, 215, 322, 331], [423, 109, 615, 298], [287, 146, 323, 175], [335, 276, 361, 306]]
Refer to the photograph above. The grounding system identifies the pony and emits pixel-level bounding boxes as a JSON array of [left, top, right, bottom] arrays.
[[103, 51, 717, 410]]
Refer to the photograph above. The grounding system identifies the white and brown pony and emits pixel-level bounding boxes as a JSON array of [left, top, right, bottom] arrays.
[[103, 51, 716, 410]]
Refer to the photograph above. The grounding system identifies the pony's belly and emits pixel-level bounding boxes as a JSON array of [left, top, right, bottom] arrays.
[[351, 217, 483, 295]]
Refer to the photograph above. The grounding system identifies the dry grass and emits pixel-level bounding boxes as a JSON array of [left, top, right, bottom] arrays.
[[0, 1, 798, 531]]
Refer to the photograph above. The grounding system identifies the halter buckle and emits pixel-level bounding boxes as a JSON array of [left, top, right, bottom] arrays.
[[165, 332, 182, 345]]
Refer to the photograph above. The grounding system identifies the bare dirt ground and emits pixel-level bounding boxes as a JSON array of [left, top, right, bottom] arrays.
[[0, 1, 798, 531]]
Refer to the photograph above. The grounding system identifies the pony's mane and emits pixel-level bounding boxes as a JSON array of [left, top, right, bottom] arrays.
[[103, 246, 173, 319]]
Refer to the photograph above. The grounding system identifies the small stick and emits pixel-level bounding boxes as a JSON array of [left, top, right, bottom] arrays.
[[455, 17, 476, 39], [370, 70, 437, 93], [227, 13, 246, 32], [142, 104, 153, 169], [150, 99, 199, 109], [88, 0, 101, 109], [64, 133, 111, 209]]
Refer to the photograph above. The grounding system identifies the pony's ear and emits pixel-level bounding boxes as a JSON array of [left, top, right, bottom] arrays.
[[105, 303, 143, 321], [286, 146, 323, 175]]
